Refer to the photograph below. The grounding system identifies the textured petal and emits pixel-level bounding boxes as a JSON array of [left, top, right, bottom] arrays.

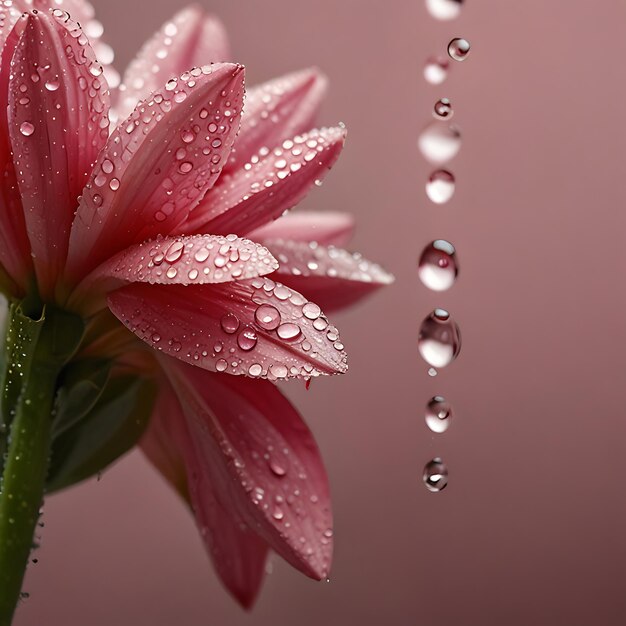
[[226, 68, 327, 173], [141, 378, 269, 608], [107, 277, 347, 380], [8, 9, 110, 298], [116, 6, 230, 121], [166, 359, 333, 581], [66, 63, 244, 284], [76, 234, 277, 302], [265, 239, 394, 312], [0, 10, 30, 290], [249, 211, 355, 247], [185, 126, 346, 236]]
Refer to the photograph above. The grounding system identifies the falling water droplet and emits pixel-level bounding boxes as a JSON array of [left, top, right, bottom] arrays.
[[433, 97, 453, 119], [424, 56, 450, 85], [425, 169, 456, 204], [425, 0, 463, 20], [418, 122, 461, 164], [418, 308, 461, 368], [19, 122, 34, 136], [423, 458, 448, 492], [418, 240, 459, 291], [425, 396, 454, 433], [448, 38, 471, 61]]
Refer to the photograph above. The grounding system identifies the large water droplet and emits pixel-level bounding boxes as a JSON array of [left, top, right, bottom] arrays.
[[418, 308, 461, 368], [423, 458, 448, 492], [19, 122, 34, 137], [433, 97, 453, 119], [418, 240, 459, 291], [425, 0, 463, 20], [425, 169, 456, 204], [418, 122, 461, 164], [424, 56, 449, 85], [237, 327, 258, 351], [220, 313, 240, 334], [254, 304, 281, 330], [425, 396, 454, 433], [448, 37, 471, 61]]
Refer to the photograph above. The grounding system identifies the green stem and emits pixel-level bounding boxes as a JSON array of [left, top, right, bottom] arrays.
[[0, 303, 83, 626]]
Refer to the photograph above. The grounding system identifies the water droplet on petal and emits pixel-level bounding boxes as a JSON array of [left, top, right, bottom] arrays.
[[220, 313, 239, 334], [448, 37, 471, 61], [425, 396, 454, 433], [418, 122, 461, 164], [237, 327, 258, 351], [424, 56, 449, 85], [426, 0, 463, 20], [19, 122, 34, 137], [423, 458, 448, 492], [277, 323, 302, 341], [426, 169, 456, 204], [255, 304, 281, 330], [418, 240, 459, 291], [418, 308, 461, 368], [268, 458, 287, 477], [433, 97, 453, 119], [45, 78, 60, 91], [302, 302, 321, 320]]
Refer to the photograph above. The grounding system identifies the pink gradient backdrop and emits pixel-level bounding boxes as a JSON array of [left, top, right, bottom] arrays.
[[15, 1, 626, 624]]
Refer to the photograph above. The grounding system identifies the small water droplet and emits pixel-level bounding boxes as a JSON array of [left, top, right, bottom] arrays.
[[418, 240, 459, 291], [277, 323, 302, 341], [424, 56, 449, 85], [418, 122, 461, 164], [433, 97, 453, 119], [302, 302, 321, 320], [425, 396, 454, 433], [423, 458, 448, 492], [45, 78, 60, 91], [428, 367, 438, 377], [426, 0, 463, 20], [19, 121, 34, 136], [425, 169, 456, 204], [418, 308, 461, 368], [448, 37, 471, 61]]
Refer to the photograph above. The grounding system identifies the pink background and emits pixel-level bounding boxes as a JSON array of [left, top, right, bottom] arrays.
[[15, 1, 626, 625]]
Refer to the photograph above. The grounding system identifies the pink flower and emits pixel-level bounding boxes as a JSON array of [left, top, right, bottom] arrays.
[[0, 0, 392, 610]]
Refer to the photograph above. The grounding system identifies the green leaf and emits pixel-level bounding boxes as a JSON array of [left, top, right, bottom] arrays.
[[47, 374, 156, 492], [52, 358, 112, 439]]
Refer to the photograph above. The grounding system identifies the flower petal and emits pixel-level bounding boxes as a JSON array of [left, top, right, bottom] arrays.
[[226, 68, 327, 173], [75, 234, 277, 305], [166, 360, 333, 581], [249, 211, 355, 247], [0, 9, 30, 290], [116, 6, 230, 121], [184, 126, 346, 236], [66, 63, 245, 285], [141, 379, 269, 608], [107, 277, 347, 380], [8, 9, 110, 298], [264, 239, 394, 312]]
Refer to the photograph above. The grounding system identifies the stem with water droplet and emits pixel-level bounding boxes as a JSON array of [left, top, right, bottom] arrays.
[[0, 302, 82, 626]]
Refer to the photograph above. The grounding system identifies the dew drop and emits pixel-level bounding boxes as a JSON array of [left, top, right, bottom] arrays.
[[220, 313, 239, 334], [418, 308, 461, 368], [19, 121, 34, 136], [418, 240, 459, 291], [302, 302, 321, 320], [448, 37, 471, 61], [423, 458, 448, 492], [424, 56, 449, 85], [418, 122, 461, 164], [237, 327, 258, 351], [433, 97, 453, 119], [268, 458, 287, 477], [216, 358, 228, 372], [44, 78, 60, 91], [254, 304, 281, 330], [425, 169, 456, 204], [425, 396, 454, 433], [277, 323, 302, 341], [426, 0, 463, 20]]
